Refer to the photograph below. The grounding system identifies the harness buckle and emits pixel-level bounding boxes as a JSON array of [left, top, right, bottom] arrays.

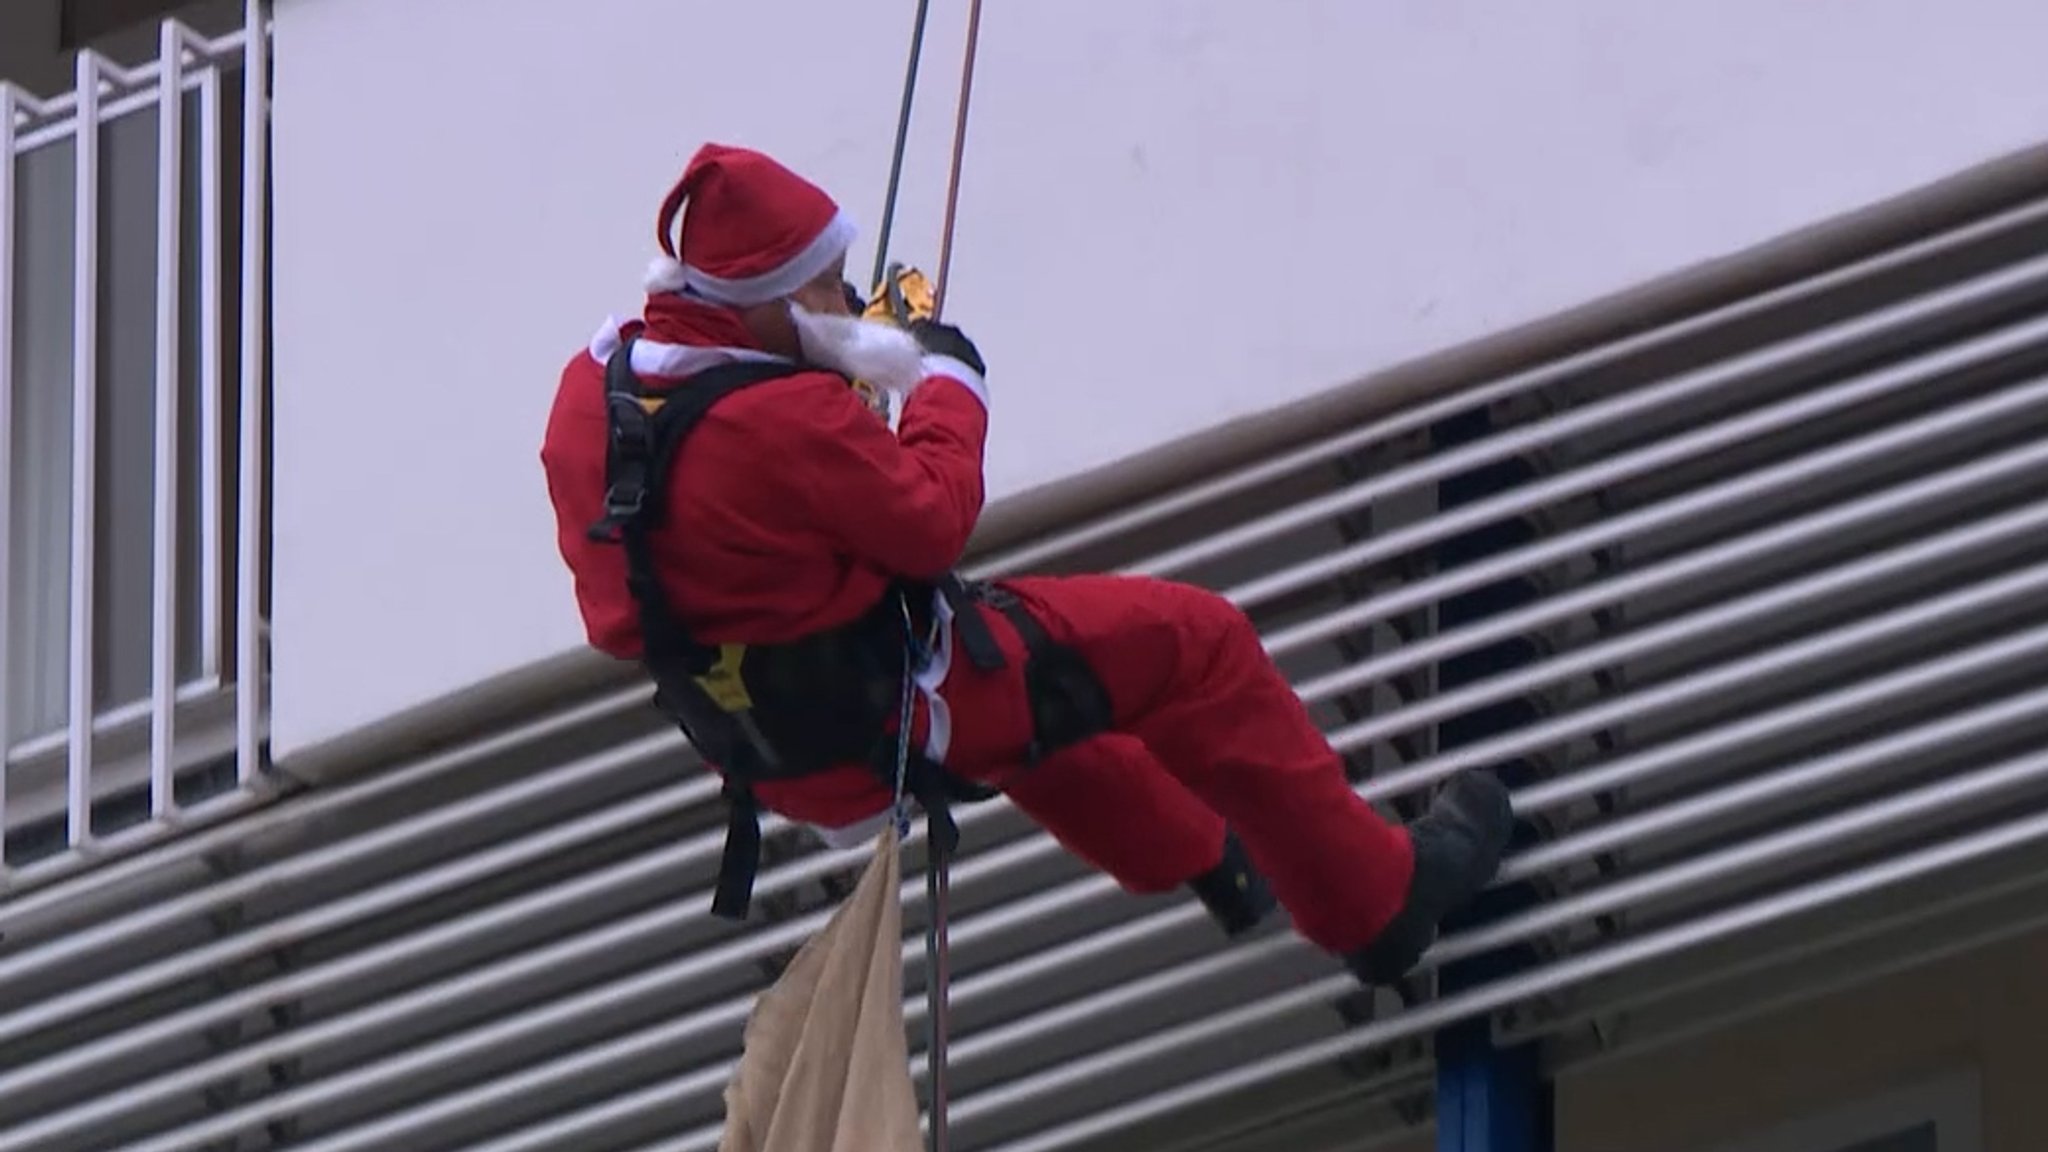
[[602, 480, 646, 522], [584, 480, 647, 542]]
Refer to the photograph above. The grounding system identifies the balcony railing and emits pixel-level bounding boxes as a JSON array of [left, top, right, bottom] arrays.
[[0, 5, 271, 889]]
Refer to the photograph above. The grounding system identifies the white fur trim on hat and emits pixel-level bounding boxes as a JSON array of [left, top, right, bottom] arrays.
[[646, 209, 857, 306]]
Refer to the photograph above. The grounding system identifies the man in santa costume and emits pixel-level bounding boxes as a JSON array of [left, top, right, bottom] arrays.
[[540, 142, 1514, 987]]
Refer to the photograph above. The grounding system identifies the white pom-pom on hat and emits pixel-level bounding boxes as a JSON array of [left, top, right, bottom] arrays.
[[644, 254, 691, 295]]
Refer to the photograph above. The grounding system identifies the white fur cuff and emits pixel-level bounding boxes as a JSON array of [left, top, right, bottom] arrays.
[[921, 355, 989, 409]]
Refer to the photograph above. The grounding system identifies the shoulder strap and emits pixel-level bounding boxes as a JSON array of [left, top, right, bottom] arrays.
[[585, 343, 799, 544], [585, 337, 802, 673]]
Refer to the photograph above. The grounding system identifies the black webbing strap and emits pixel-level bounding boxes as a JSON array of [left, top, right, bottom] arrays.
[[714, 780, 765, 920], [972, 582, 1116, 764], [938, 575, 1007, 673], [587, 338, 800, 674], [585, 336, 805, 922], [884, 744, 1001, 861]]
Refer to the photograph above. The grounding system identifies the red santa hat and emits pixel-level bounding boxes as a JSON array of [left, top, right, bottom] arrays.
[[642, 143, 858, 306]]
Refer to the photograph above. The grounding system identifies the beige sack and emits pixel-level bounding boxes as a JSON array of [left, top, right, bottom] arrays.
[[718, 825, 924, 1152]]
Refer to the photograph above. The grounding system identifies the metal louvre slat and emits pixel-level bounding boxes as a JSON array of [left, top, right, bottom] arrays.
[[973, 193, 2048, 580], [1520, 832, 2048, 1060], [5, 191, 2048, 1151], [988, 804, 2048, 1152]]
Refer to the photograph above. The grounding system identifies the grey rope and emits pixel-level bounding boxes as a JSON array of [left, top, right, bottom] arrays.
[[870, 0, 933, 294], [869, 2, 987, 1147]]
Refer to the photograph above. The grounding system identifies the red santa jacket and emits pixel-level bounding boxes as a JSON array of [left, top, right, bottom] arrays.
[[539, 294, 990, 825]]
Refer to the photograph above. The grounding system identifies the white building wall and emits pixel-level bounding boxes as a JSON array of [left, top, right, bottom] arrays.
[[267, 0, 2048, 763]]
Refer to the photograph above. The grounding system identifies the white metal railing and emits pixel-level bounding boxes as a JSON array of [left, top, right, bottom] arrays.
[[0, 3, 271, 886]]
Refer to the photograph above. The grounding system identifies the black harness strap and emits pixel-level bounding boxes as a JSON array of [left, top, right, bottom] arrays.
[[586, 342, 801, 672], [589, 339, 824, 919], [714, 779, 766, 919], [967, 582, 1117, 765], [939, 575, 1006, 673]]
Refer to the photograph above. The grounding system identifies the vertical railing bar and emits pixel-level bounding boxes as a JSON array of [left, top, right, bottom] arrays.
[[67, 52, 103, 851], [234, 0, 267, 785], [197, 67, 224, 681], [150, 21, 186, 821], [0, 86, 19, 873]]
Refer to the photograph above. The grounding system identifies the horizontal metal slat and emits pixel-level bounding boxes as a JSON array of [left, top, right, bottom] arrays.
[[1514, 619, 2048, 820], [468, 1077, 698, 1152], [976, 195, 2048, 579], [1440, 747, 2048, 969], [981, 801, 2048, 1152], [1127, 252, 2048, 593], [1514, 838, 2048, 1055], [1318, 478, 2048, 750], [0, 841, 713, 1112], [1274, 390, 2048, 675], [967, 749, 2048, 1142], [1141, 1066, 1431, 1152], [1222, 307, 2048, 615], [0, 752, 711, 1055], [0, 727, 693, 979], [1340, 542, 2048, 803], [0, 821, 1086, 1145], [1501, 676, 2048, 885], [0, 679, 654, 919]]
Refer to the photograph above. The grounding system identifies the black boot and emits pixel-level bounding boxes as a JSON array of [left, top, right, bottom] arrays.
[[1345, 772, 1515, 986], [1188, 830, 1277, 938]]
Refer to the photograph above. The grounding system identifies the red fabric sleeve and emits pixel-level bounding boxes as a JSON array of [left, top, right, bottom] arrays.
[[790, 371, 990, 579]]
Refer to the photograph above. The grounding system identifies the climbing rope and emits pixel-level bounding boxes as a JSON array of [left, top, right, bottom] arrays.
[[870, 0, 932, 296], [871, 0, 986, 322], [871, 2, 986, 1148], [932, 0, 986, 321]]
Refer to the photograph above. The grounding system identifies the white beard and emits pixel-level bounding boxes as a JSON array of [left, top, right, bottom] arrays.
[[789, 304, 928, 394]]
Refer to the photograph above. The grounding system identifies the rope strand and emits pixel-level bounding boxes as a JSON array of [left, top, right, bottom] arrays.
[[931, 0, 986, 320], [870, 0, 934, 294]]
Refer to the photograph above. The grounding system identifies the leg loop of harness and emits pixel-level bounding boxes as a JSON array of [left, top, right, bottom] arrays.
[[875, 729, 995, 858], [702, 579, 1097, 922], [969, 582, 1116, 764], [938, 575, 1006, 673]]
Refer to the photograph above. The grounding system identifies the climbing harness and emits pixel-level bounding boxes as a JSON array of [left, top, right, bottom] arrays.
[[932, 0, 984, 321], [584, 332, 1007, 921]]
